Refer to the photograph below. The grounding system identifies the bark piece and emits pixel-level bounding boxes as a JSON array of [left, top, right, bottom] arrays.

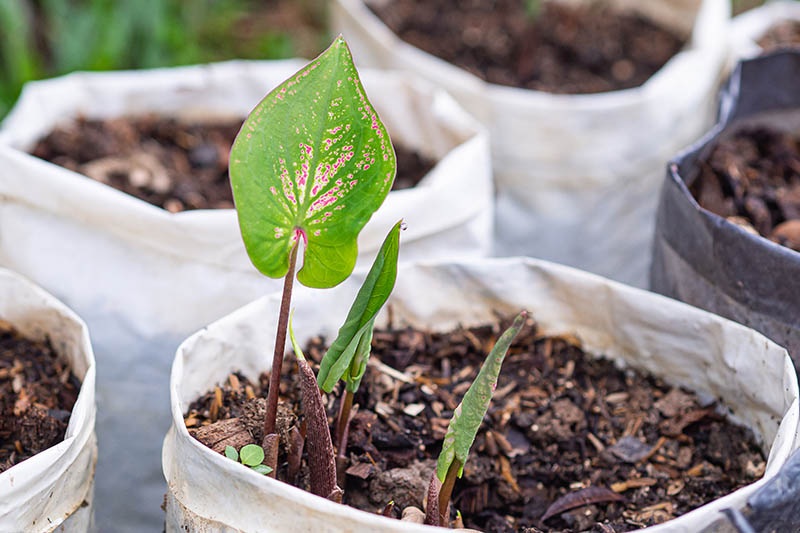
[[541, 486, 624, 522], [192, 418, 251, 455]]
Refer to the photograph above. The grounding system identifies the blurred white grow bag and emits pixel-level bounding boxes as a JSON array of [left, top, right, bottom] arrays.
[[332, 0, 730, 287], [0, 268, 96, 533], [0, 61, 491, 531], [0, 59, 491, 338], [729, 0, 800, 60], [163, 257, 799, 532]]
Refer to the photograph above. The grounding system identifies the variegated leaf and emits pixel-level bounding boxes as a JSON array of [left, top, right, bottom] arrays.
[[230, 36, 396, 288]]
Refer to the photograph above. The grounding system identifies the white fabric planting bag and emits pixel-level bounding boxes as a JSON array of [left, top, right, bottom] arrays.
[[0, 269, 96, 533], [0, 60, 490, 532], [729, 0, 800, 60], [332, 0, 730, 287], [163, 257, 799, 532], [0, 59, 491, 337]]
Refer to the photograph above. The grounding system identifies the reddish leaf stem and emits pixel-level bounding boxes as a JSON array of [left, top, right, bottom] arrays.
[[438, 459, 461, 527], [263, 241, 299, 437], [336, 390, 354, 452]]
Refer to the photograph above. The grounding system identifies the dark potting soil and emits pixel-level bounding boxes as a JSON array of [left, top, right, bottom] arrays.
[[0, 320, 81, 474], [690, 126, 800, 252], [758, 19, 800, 52], [368, 0, 686, 94], [185, 317, 765, 532], [31, 116, 436, 212]]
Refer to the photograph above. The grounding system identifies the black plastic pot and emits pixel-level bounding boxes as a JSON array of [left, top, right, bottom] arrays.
[[651, 50, 800, 371], [653, 51, 800, 533]]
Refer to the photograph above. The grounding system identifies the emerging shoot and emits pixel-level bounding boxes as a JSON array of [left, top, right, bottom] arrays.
[[426, 311, 528, 526], [229, 35, 397, 452], [317, 220, 403, 454], [224, 444, 274, 475]]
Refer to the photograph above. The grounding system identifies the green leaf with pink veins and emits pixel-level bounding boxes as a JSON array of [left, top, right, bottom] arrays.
[[436, 311, 528, 482], [229, 35, 397, 288]]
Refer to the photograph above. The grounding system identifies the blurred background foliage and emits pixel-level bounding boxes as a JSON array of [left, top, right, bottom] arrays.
[[0, 0, 775, 120], [0, 0, 328, 119]]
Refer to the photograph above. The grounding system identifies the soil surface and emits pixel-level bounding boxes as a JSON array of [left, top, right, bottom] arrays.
[[690, 125, 800, 252], [0, 320, 81, 474], [31, 116, 436, 212], [758, 19, 800, 52], [186, 317, 765, 532], [368, 0, 686, 94]]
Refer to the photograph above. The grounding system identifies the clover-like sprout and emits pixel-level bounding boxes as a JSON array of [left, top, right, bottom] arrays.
[[224, 444, 273, 476]]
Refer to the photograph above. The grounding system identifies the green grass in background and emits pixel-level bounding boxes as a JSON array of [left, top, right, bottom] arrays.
[[733, 0, 769, 15], [0, 0, 328, 119], [0, 0, 790, 120]]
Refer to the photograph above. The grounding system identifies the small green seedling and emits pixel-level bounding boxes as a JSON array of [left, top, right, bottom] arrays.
[[224, 444, 273, 476], [426, 311, 527, 527], [229, 35, 397, 451], [317, 219, 403, 446]]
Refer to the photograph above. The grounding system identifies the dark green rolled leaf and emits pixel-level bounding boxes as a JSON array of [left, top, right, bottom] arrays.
[[230, 35, 396, 288], [345, 321, 374, 393], [240, 444, 265, 467], [317, 220, 402, 392], [436, 311, 527, 482], [251, 464, 274, 475], [224, 445, 238, 462]]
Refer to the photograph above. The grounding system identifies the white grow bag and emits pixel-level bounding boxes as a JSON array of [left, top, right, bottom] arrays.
[[729, 1, 800, 60], [0, 60, 490, 531], [0, 268, 96, 533], [0, 60, 491, 337], [163, 257, 799, 532], [332, 0, 730, 287]]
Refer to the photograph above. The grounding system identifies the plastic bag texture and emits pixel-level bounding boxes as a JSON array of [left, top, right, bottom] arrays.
[[0, 60, 490, 531], [164, 257, 799, 532], [651, 51, 800, 371], [331, 0, 730, 287], [0, 269, 96, 533], [651, 51, 800, 531]]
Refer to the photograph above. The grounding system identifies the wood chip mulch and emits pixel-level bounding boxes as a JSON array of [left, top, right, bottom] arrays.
[[186, 316, 766, 532], [31, 116, 435, 212]]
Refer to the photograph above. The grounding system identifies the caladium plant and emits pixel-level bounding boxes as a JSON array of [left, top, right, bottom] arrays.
[[229, 35, 397, 447], [426, 311, 527, 527]]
